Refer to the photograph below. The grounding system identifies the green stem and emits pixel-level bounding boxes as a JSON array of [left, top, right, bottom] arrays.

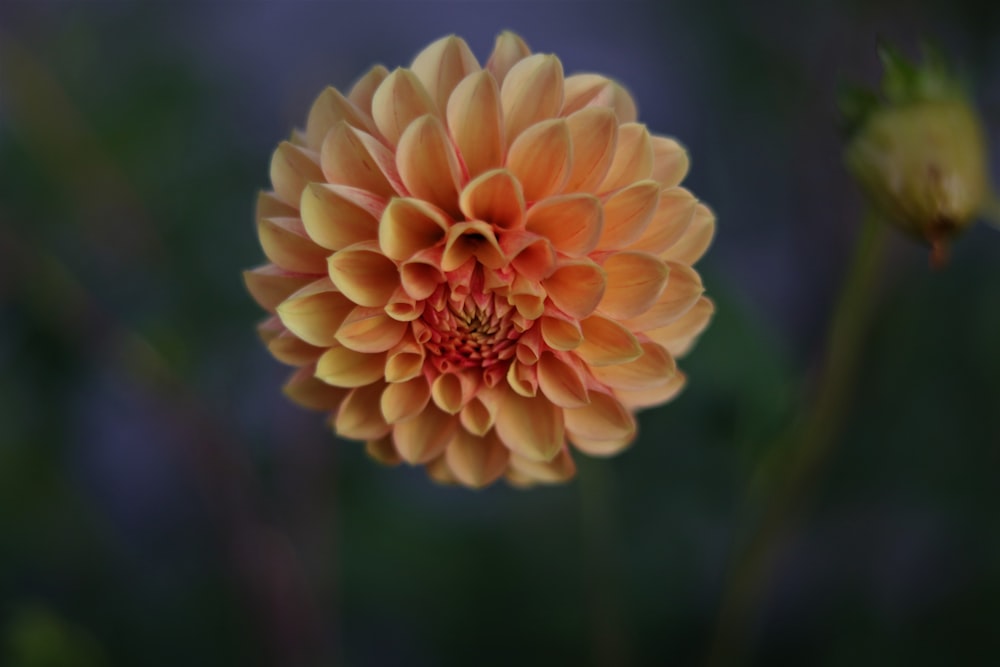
[[709, 211, 887, 666]]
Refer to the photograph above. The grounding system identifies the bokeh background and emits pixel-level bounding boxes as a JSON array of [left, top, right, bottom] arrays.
[[2, 1, 999, 665]]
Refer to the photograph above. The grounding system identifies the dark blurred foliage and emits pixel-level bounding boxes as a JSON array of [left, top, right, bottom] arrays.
[[1, 2, 998, 666]]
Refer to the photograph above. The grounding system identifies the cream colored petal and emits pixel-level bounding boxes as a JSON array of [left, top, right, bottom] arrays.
[[269, 141, 323, 207], [392, 405, 457, 464], [316, 344, 387, 388], [347, 65, 389, 114], [562, 74, 638, 122], [625, 187, 696, 255], [485, 31, 531, 84], [371, 68, 438, 147], [508, 447, 577, 483], [505, 359, 538, 398], [446, 429, 509, 488], [542, 259, 606, 320], [256, 190, 296, 220], [598, 180, 661, 250], [267, 328, 324, 366], [365, 435, 401, 466], [506, 118, 571, 201], [327, 242, 400, 308], [537, 351, 590, 408], [524, 194, 602, 257], [494, 389, 565, 462], [662, 202, 715, 265], [335, 306, 408, 353], [305, 86, 379, 150], [615, 369, 686, 409], [320, 122, 401, 198], [590, 341, 675, 391], [258, 216, 330, 274], [243, 265, 314, 314], [565, 107, 618, 193], [411, 35, 481, 113], [564, 390, 635, 447], [300, 183, 383, 251], [598, 251, 669, 320], [540, 313, 583, 351], [276, 277, 354, 347], [620, 261, 704, 331], [378, 197, 450, 262], [576, 314, 642, 366], [646, 296, 714, 358], [441, 221, 505, 271], [650, 135, 690, 187], [385, 286, 425, 322], [385, 331, 425, 383], [598, 123, 654, 193], [447, 72, 504, 178], [431, 370, 479, 414], [400, 247, 446, 300], [396, 114, 463, 216], [458, 168, 525, 231], [283, 365, 350, 412], [335, 382, 391, 440], [380, 375, 430, 424], [500, 54, 564, 142], [505, 233, 556, 282]]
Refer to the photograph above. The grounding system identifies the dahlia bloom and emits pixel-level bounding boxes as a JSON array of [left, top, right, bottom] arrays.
[[245, 32, 714, 488]]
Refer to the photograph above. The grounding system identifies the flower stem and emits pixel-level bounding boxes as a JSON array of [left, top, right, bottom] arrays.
[[708, 210, 887, 666]]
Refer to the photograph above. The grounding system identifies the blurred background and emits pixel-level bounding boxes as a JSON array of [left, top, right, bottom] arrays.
[[2, 1, 999, 665]]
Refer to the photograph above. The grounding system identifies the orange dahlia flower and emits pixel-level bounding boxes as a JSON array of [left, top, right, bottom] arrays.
[[245, 32, 714, 488]]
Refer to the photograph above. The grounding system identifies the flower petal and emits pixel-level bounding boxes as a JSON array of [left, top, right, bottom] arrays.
[[540, 313, 583, 351], [460, 392, 497, 436], [385, 331, 425, 383], [508, 274, 546, 320], [500, 54, 564, 142], [598, 180, 661, 250], [336, 382, 391, 439], [620, 261, 704, 331], [542, 259, 606, 320], [446, 429, 509, 488], [400, 248, 446, 300], [392, 405, 457, 464], [371, 68, 438, 147], [508, 448, 577, 483], [335, 306, 408, 353], [380, 375, 430, 424], [662, 203, 714, 265], [283, 365, 350, 411], [598, 122, 653, 193], [485, 30, 531, 84], [276, 278, 354, 347], [243, 265, 315, 313], [431, 370, 479, 414], [598, 251, 669, 320], [442, 221, 505, 271], [565, 107, 618, 193], [300, 183, 383, 251], [396, 114, 463, 216], [590, 341, 676, 391], [266, 327, 324, 366], [347, 65, 389, 114], [494, 389, 565, 462], [524, 194, 603, 257], [651, 135, 689, 188], [258, 216, 329, 274], [320, 122, 401, 198], [327, 242, 400, 308], [575, 314, 642, 366], [459, 168, 525, 231], [270, 141, 323, 207], [625, 187, 696, 255], [564, 391, 636, 451], [537, 351, 590, 408], [365, 435, 401, 466], [615, 369, 686, 409], [505, 359, 538, 398], [411, 35, 481, 113], [562, 74, 638, 122], [305, 86, 379, 150], [506, 118, 571, 201], [447, 71, 504, 178], [646, 296, 714, 358], [378, 197, 450, 262], [316, 344, 387, 388]]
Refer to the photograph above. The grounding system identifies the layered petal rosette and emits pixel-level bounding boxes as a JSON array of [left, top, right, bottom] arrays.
[[246, 32, 715, 488]]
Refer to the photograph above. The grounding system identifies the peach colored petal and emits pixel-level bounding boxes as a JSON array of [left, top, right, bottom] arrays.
[[447, 72, 504, 178], [506, 118, 571, 201], [494, 389, 564, 462], [442, 221, 505, 271], [256, 190, 296, 221], [598, 180, 661, 250], [575, 314, 642, 366], [542, 259, 606, 320], [425, 455, 458, 484], [598, 123, 653, 193], [258, 216, 329, 274], [620, 261, 704, 331], [625, 187, 697, 255], [590, 341, 676, 391], [365, 435, 401, 466], [384, 331, 425, 383], [269, 141, 323, 207], [562, 74, 638, 122], [385, 286, 425, 322], [446, 429, 509, 488], [371, 68, 438, 147], [316, 344, 387, 388], [598, 251, 669, 320], [508, 448, 577, 483], [570, 432, 635, 457], [615, 369, 686, 409], [431, 370, 479, 414], [411, 35, 481, 113], [564, 390, 635, 448], [396, 114, 463, 216], [304, 86, 379, 150], [327, 241, 400, 308], [485, 30, 531, 84], [378, 197, 450, 262], [266, 327, 324, 366], [392, 405, 457, 464], [537, 351, 590, 408], [646, 296, 714, 358], [500, 54, 564, 143], [283, 365, 349, 411], [460, 395, 495, 436], [505, 359, 538, 398], [504, 233, 556, 282], [335, 306, 408, 353], [243, 265, 314, 314], [662, 202, 714, 265], [540, 313, 583, 351], [275, 277, 354, 347], [564, 107, 618, 193], [508, 274, 546, 320], [300, 183, 383, 251], [650, 135, 689, 188], [380, 375, 430, 423], [336, 382, 391, 440], [524, 194, 603, 257], [400, 247, 446, 300], [347, 65, 389, 114], [320, 122, 401, 198], [458, 168, 525, 231]]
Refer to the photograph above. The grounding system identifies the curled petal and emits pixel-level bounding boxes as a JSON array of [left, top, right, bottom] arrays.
[[662, 203, 715, 265], [327, 242, 400, 308], [494, 390, 565, 462], [380, 375, 430, 424], [647, 296, 715, 358], [506, 359, 538, 398], [442, 221, 505, 271], [320, 122, 402, 198], [276, 278, 354, 347], [562, 74, 638, 122], [378, 197, 450, 262], [542, 259, 606, 320], [508, 448, 577, 484], [565, 107, 618, 193], [615, 369, 686, 409], [385, 331, 425, 383], [524, 194, 603, 257], [400, 247, 446, 300], [392, 405, 457, 464], [537, 351, 590, 408], [651, 135, 690, 188], [396, 114, 464, 216], [459, 168, 524, 231], [243, 265, 314, 313], [410, 35, 481, 112], [460, 393, 497, 436], [270, 141, 323, 207], [506, 118, 571, 201], [500, 54, 564, 143], [598, 123, 653, 193], [347, 65, 390, 114], [258, 216, 329, 274], [316, 344, 387, 388], [508, 274, 546, 320], [576, 315, 642, 366], [446, 429, 509, 488], [564, 391, 636, 453], [385, 286, 425, 322], [504, 233, 556, 282], [598, 251, 669, 320], [305, 86, 378, 150], [371, 68, 438, 147], [620, 262, 704, 331], [598, 180, 661, 250], [335, 306, 408, 353], [540, 312, 583, 351], [300, 183, 383, 251], [447, 72, 504, 178], [336, 382, 391, 440], [589, 341, 676, 391], [626, 187, 697, 255], [283, 365, 349, 412], [365, 435, 401, 466], [431, 370, 479, 414], [485, 30, 531, 84]]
